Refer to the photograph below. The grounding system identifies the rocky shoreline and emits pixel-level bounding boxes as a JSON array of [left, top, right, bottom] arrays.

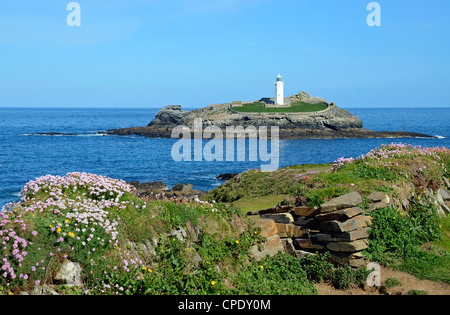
[[128, 173, 239, 201], [129, 181, 207, 200], [108, 126, 434, 140]]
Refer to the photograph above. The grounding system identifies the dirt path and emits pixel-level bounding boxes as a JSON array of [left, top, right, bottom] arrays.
[[316, 266, 450, 295]]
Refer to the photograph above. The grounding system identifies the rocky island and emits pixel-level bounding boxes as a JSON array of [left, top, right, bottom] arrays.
[[107, 91, 434, 139]]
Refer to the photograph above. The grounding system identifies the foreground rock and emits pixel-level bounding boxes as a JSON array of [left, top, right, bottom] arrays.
[[129, 181, 206, 200], [250, 235, 285, 262], [216, 173, 239, 181], [319, 192, 362, 212], [130, 181, 169, 194]]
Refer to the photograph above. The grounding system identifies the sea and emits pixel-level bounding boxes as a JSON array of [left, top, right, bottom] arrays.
[[0, 107, 449, 207]]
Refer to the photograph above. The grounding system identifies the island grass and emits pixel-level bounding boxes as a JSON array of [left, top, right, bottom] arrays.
[[232, 101, 328, 113]]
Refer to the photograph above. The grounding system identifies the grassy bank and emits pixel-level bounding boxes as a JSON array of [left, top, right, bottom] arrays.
[[206, 144, 449, 209], [205, 144, 450, 285]]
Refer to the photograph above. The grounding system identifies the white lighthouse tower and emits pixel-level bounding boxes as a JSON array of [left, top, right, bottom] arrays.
[[275, 74, 284, 105]]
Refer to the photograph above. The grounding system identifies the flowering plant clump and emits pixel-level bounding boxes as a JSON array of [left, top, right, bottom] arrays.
[[331, 143, 449, 178], [84, 248, 150, 295], [22, 172, 134, 203], [20, 173, 132, 255], [0, 203, 32, 287], [331, 157, 355, 172], [0, 173, 146, 293], [1, 172, 246, 295]]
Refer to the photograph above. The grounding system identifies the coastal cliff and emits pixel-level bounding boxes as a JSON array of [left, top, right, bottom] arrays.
[[107, 94, 434, 139]]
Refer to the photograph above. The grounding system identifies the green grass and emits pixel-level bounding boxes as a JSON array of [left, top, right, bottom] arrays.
[[408, 290, 428, 295], [231, 253, 317, 295], [384, 278, 402, 288], [232, 101, 328, 113], [232, 194, 289, 214], [365, 204, 450, 284], [398, 249, 450, 284], [204, 164, 335, 204], [299, 252, 370, 290]]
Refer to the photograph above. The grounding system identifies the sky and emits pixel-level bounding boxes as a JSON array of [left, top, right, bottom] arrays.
[[0, 0, 449, 108]]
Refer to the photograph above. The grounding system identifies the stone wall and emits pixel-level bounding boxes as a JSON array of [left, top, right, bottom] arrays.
[[250, 184, 450, 267], [251, 192, 376, 267]]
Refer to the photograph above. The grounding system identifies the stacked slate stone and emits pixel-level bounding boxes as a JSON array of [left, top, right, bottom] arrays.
[[310, 192, 371, 267], [258, 192, 372, 267]]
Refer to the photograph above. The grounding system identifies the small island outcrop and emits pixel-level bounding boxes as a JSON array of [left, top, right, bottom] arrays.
[[107, 92, 435, 139]]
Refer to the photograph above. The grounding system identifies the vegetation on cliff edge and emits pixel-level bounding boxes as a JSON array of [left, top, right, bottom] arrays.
[[0, 172, 318, 295], [205, 143, 450, 284]]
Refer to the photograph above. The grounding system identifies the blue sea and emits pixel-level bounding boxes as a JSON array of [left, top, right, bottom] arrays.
[[0, 107, 449, 207]]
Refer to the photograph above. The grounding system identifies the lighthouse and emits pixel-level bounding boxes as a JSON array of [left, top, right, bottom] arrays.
[[275, 74, 284, 105]]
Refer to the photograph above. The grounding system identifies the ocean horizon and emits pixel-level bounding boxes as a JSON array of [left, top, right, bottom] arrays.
[[1, 106, 449, 207]]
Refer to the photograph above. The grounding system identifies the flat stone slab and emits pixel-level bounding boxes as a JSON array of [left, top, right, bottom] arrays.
[[319, 215, 371, 233], [368, 200, 390, 212], [314, 227, 369, 243], [294, 238, 325, 251], [293, 216, 317, 227], [367, 191, 389, 203], [253, 219, 278, 239], [319, 192, 362, 213], [315, 207, 363, 222], [261, 213, 294, 224], [327, 239, 368, 253], [276, 223, 309, 238], [250, 235, 284, 261], [294, 206, 320, 217], [248, 205, 293, 216]]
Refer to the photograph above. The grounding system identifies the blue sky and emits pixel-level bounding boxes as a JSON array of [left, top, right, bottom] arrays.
[[0, 0, 449, 108]]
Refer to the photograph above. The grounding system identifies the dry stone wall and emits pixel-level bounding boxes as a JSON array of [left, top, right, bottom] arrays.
[[252, 192, 375, 267], [251, 183, 450, 267]]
